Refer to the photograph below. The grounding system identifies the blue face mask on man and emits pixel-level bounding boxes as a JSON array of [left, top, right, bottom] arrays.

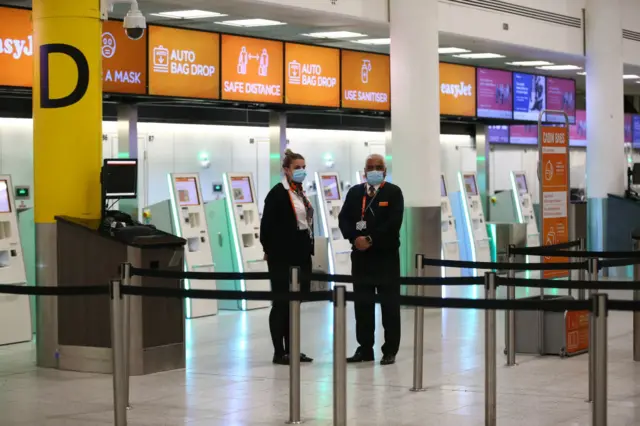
[[292, 169, 307, 183], [366, 170, 384, 186]]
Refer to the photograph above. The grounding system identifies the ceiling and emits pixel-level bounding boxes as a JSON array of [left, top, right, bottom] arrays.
[[3, 0, 640, 95]]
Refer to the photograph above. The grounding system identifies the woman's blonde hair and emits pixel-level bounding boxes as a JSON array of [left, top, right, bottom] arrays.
[[283, 149, 304, 169]]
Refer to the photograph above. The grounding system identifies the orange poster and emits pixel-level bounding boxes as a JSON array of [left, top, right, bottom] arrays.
[[540, 125, 570, 279], [285, 43, 339, 108], [221, 34, 283, 103], [341, 50, 390, 111], [439, 63, 476, 117], [565, 310, 589, 354], [102, 20, 147, 94], [0, 7, 33, 88], [148, 26, 220, 99]]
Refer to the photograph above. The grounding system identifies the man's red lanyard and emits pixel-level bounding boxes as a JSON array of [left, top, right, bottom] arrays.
[[361, 182, 385, 220]]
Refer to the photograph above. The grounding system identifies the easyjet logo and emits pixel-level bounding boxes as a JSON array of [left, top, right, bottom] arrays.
[[0, 36, 33, 60], [440, 81, 472, 98]]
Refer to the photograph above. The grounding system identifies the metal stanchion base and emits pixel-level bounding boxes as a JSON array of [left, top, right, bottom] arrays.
[[127, 405, 132, 410], [286, 421, 302, 424], [410, 387, 427, 392]]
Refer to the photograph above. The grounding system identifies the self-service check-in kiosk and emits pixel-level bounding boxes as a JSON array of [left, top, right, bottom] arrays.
[[451, 172, 491, 276], [315, 172, 352, 283], [206, 173, 270, 310], [440, 175, 460, 278], [0, 176, 31, 345], [147, 173, 217, 319], [511, 171, 541, 261]]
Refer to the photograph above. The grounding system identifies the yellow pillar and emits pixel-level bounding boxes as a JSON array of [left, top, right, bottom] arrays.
[[32, 0, 102, 367]]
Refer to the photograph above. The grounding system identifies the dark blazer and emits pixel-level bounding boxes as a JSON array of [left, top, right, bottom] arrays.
[[260, 182, 314, 263], [338, 182, 404, 254]]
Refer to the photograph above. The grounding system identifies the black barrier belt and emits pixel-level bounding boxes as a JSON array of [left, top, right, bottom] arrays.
[[509, 248, 640, 259], [0, 284, 109, 296], [599, 258, 640, 268], [129, 267, 272, 281], [498, 277, 640, 291], [608, 300, 640, 312], [508, 240, 581, 255], [304, 272, 484, 286], [121, 285, 332, 302], [419, 257, 584, 271]]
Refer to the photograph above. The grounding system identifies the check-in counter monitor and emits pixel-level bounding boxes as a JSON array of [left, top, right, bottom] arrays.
[[0, 176, 31, 345], [206, 173, 269, 310], [315, 172, 351, 284], [511, 171, 541, 262], [440, 175, 460, 278]]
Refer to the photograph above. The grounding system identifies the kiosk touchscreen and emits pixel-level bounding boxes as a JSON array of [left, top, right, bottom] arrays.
[[0, 176, 31, 345], [206, 173, 270, 310], [511, 171, 541, 260], [451, 172, 491, 276], [440, 175, 461, 278], [315, 172, 352, 285], [147, 173, 217, 318]]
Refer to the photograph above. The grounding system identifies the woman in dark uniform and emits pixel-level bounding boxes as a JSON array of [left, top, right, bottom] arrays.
[[260, 149, 314, 365]]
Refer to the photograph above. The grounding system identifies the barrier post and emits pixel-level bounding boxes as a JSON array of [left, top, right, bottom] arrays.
[[592, 293, 608, 426], [333, 285, 347, 426], [578, 238, 587, 301], [634, 239, 640, 362], [120, 263, 132, 410], [110, 279, 127, 426], [411, 254, 426, 392], [505, 245, 517, 367], [288, 267, 301, 425], [485, 272, 497, 426], [587, 258, 599, 403]]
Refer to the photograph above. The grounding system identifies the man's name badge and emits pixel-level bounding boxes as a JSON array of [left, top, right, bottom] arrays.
[[356, 220, 367, 231]]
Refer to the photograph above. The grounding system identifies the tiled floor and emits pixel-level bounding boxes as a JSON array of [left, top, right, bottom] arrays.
[[1, 284, 639, 425]]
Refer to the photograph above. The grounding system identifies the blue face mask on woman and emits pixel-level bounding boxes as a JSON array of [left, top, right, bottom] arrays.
[[366, 170, 384, 186], [292, 169, 307, 183]]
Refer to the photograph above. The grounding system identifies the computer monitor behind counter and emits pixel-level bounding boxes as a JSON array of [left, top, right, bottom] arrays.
[[101, 158, 138, 220]]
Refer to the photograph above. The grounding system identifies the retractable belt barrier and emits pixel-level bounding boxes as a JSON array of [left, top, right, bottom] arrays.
[[419, 257, 583, 271]]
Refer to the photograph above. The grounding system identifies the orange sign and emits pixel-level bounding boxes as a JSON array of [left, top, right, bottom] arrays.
[[565, 310, 589, 354], [102, 20, 147, 94], [0, 7, 33, 88], [148, 26, 220, 99], [341, 50, 390, 111], [285, 43, 339, 108], [439, 63, 476, 117], [221, 35, 283, 103], [540, 125, 570, 279]]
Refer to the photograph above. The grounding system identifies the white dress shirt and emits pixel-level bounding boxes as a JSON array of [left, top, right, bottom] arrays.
[[283, 178, 309, 230]]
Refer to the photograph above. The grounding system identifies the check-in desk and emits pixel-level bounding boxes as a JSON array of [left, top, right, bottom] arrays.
[[55, 216, 186, 376], [606, 195, 640, 252]]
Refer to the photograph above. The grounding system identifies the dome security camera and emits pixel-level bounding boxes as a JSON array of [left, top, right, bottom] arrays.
[[123, 5, 146, 40]]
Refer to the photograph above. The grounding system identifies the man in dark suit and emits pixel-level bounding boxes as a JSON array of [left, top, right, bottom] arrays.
[[338, 154, 404, 365]]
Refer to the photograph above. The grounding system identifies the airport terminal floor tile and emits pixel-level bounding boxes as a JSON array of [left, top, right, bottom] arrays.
[[1, 285, 640, 425]]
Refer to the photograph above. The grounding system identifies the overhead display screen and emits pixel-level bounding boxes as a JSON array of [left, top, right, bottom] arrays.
[[476, 68, 512, 119], [102, 20, 147, 94], [633, 115, 640, 148], [285, 43, 339, 108], [488, 125, 509, 143], [221, 34, 284, 104], [625, 113, 633, 143], [510, 125, 538, 145], [321, 175, 340, 200], [513, 73, 546, 121], [175, 177, 200, 206], [230, 176, 254, 203], [0, 7, 33, 88], [148, 26, 220, 99], [546, 77, 576, 124], [341, 50, 390, 111], [569, 109, 586, 147], [439, 63, 476, 117]]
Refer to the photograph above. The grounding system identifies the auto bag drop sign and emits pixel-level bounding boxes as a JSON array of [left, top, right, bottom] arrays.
[[285, 43, 339, 108], [148, 25, 220, 99], [0, 7, 33, 88], [341, 50, 390, 111], [102, 20, 146, 94]]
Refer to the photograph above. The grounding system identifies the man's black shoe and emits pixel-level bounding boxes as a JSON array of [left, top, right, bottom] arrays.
[[273, 354, 314, 365], [300, 353, 314, 363], [347, 350, 374, 363], [380, 354, 396, 365]]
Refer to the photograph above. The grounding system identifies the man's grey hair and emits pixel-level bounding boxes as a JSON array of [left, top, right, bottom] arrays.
[[365, 153, 385, 167]]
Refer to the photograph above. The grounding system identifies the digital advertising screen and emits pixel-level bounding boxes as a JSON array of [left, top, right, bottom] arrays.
[[221, 34, 284, 104], [510, 124, 538, 145], [439, 63, 476, 117], [633, 115, 640, 148], [546, 77, 576, 124], [463, 174, 478, 196], [230, 176, 254, 203], [513, 72, 546, 121], [0, 180, 10, 213], [488, 125, 509, 144], [476, 68, 513, 119], [514, 174, 528, 194], [625, 113, 633, 143], [175, 177, 200, 206], [285, 43, 340, 108], [569, 109, 587, 147], [102, 20, 147, 94], [440, 175, 447, 197], [0, 7, 33, 88], [148, 26, 220, 99], [321, 175, 340, 201], [341, 50, 390, 111]]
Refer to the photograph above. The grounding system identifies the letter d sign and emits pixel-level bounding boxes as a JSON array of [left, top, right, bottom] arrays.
[[40, 44, 89, 109]]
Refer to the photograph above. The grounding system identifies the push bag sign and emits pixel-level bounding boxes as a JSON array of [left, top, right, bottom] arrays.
[[285, 43, 339, 108], [0, 7, 33, 88]]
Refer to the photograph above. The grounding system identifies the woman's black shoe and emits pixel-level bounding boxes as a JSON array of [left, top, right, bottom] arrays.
[[300, 353, 314, 363], [273, 353, 314, 365]]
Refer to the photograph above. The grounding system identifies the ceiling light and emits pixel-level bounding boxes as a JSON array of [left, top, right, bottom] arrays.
[[215, 19, 286, 27], [453, 53, 505, 59], [150, 10, 227, 19], [352, 38, 390, 45], [623, 74, 640, 79], [438, 47, 471, 54], [577, 72, 586, 75], [536, 65, 582, 71], [302, 31, 367, 39], [506, 61, 554, 67]]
